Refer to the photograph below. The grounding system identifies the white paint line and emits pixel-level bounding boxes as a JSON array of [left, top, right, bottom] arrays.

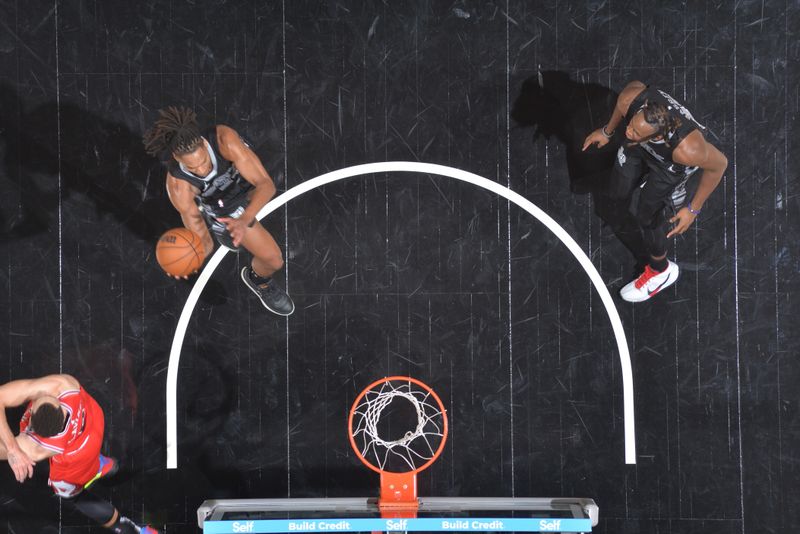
[[166, 162, 637, 468]]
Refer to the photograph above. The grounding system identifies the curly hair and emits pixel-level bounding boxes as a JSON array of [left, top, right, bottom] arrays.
[[640, 100, 682, 146], [31, 402, 66, 438], [142, 106, 203, 157]]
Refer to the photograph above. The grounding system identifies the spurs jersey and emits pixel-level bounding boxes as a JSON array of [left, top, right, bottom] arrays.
[[625, 87, 707, 177], [168, 128, 254, 218]]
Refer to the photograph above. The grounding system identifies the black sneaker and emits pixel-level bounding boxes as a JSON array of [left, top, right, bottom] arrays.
[[240, 267, 295, 316]]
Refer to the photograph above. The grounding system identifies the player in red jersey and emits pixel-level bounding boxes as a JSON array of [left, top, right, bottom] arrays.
[[0, 374, 158, 534]]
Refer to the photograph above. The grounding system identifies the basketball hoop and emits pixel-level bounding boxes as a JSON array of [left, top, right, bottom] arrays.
[[348, 376, 448, 517]]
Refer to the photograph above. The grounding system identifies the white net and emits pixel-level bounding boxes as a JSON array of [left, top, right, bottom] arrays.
[[350, 378, 446, 473]]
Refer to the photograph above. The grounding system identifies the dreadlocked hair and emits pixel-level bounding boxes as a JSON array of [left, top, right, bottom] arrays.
[[142, 106, 203, 157], [641, 100, 682, 146], [31, 402, 66, 438]]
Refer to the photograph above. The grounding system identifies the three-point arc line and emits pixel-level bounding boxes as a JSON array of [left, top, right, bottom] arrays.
[[165, 161, 636, 468]]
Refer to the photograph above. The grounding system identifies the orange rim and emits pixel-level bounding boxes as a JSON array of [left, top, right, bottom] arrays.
[[348, 376, 448, 475]]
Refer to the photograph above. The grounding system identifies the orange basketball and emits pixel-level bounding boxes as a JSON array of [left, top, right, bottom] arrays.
[[155, 228, 205, 277]]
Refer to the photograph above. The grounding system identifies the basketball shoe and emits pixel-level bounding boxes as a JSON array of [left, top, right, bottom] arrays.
[[84, 455, 119, 490], [118, 517, 160, 534], [241, 267, 295, 316], [620, 260, 679, 302]]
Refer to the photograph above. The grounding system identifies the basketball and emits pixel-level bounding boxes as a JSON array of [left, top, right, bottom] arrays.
[[155, 228, 205, 277]]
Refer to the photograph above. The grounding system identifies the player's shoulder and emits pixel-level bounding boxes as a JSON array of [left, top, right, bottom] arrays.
[[672, 130, 709, 165], [33, 374, 79, 395], [166, 169, 195, 189], [165, 173, 198, 206], [215, 124, 240, 145], [618, 80, 647, 108], [54, 374, 80, 391], [215, 124, 248, 159]]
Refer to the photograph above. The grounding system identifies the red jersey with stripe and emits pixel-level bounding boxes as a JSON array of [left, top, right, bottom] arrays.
[[19, 387, 105, 489]]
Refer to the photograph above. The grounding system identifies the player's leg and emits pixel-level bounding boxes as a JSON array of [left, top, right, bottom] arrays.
[[239, 221, 295, 316], [606, 144, 645, 199], [593, 193, 649, 272], [619, 170, 681, 302], [61, 488, 160, 534], [635, 171, 682, 264], [79, 393, 117, 489], [83, 454, 119, 489], [203, 209, 239, 251], [591, 144, 651, 281], [241, 220, 284, 277]]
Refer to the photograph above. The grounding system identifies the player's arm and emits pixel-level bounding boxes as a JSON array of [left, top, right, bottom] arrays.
[[216, 124, 276, 227], [0, 375, 67, 481], [0, 375, 65, 444], [15, 433, 59, 462], [667, 132, 728, 237], [582, 80, 647, 150], [166, 173, 215, 260]]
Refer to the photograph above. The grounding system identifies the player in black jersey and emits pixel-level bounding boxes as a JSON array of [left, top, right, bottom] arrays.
[[143, 107, 294, 316], [582, 81, 728, 302]]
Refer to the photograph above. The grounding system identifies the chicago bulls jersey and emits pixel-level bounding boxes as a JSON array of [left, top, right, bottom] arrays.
[[20, 388, 91, 456]]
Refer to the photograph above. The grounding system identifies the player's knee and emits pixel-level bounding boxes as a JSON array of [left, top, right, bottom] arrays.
[[633, 212, 649, 227], [634, 208, 660, 228], [607, 176, 637, 200], [252, 253, 283, 277], [267, 253, 284, 272], [63, 489, 116, 525]]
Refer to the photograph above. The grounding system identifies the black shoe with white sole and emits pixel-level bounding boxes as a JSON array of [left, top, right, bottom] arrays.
[[240, 267, 295, 316]]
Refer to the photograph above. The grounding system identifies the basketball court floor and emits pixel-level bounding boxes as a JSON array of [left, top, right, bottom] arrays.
[[0, 2, 798, 533]]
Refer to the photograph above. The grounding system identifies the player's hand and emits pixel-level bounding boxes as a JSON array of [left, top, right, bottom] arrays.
[[667, 207, 697, 238], [582, 129, 610, 151], [167, 272, 193, 281], [7, 446, 35, 483], [217, 217, 252, 248]]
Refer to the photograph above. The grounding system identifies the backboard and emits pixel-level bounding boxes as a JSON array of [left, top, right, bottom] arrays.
[[197, 496, 598, 533], [197, 377, 599, 533]]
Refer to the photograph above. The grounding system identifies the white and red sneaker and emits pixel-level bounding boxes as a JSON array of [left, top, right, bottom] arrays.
[[620, 261, 679, 302]]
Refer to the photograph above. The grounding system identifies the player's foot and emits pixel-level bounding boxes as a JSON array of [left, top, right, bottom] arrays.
[[98, 454, 119, 479], [620, 260, 679, 302], [84, 455, 119, 489], [240, 267, 295, 316], [119, 517, 160, 534]]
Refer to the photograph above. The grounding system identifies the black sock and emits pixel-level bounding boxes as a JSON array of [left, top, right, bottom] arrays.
[[248, 267, 272, 285], [649, 256, 668, 272]]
